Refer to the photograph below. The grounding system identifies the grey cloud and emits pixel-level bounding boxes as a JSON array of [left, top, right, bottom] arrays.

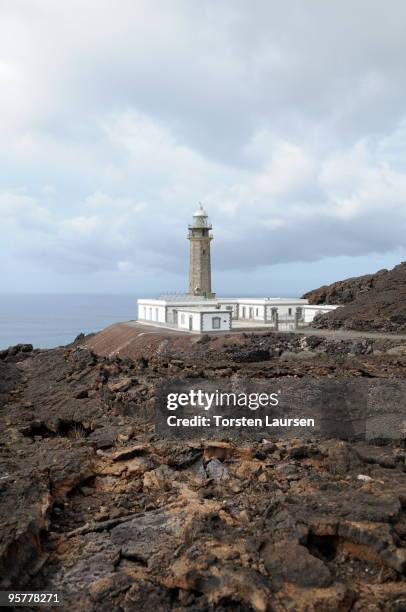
[[5, 1, 406, 160], [2, 1, 406, 292]]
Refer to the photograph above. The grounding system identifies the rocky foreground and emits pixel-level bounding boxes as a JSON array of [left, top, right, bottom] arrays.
[[303, 262, 406, 333], [1, 332, 406, 611]]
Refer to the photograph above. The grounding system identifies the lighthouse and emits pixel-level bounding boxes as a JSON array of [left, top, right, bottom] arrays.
[[138, 206, 338, 331], [188, 203, 215, 297]]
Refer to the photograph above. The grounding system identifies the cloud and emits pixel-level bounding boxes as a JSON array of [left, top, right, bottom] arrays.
[[2, 123, 406, 277], [1, 1, 406, 292]]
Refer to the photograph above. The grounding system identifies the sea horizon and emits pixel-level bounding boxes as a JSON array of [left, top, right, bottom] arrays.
[[0, 293, 139, 350]]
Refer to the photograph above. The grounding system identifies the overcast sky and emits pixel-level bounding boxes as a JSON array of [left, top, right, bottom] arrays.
[[1, 0, 406, 296]]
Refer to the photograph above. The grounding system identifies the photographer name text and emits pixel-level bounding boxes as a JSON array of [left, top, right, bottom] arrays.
[[165, 390, 315, 429]]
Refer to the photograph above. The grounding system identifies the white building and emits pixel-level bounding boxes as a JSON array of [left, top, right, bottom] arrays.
[[137, 296, 336, 333], [137, 206, 339, 333], [302, 304, 338, 324], [177, 307, 231, 332]]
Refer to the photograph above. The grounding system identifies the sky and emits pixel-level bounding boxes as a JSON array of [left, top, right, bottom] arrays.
[[1, 0, 406, 297]]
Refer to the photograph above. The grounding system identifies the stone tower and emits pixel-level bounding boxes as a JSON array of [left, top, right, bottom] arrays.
[[188, 204, 215, 297]]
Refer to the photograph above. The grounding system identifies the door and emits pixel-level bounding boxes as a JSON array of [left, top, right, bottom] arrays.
[[189, 316, 193, 331], [212, 316, 221, 329]]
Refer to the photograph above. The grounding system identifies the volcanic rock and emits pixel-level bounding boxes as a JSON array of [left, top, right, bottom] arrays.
[[0, 335, 405, 610], [303, 262, 406, 332]]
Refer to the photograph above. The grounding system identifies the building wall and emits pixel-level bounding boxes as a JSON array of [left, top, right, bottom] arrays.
[[177, 311, 201, 331], [202, 312, 231, 331], [216, 300, 307, 323], [166, 307, 179, 325], [302, 305, 338, 323], [138, 303, 166, 323], [265, 304, 299, 319], [239, 304, 266, 320], [218, 302, 238, 319], [177, 310, 231, 332], [188, 233, 213, 297]]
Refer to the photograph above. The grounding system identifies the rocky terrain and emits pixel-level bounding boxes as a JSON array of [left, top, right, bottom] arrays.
[[1, 332, 406, 611], [303, 262, 406, 332]]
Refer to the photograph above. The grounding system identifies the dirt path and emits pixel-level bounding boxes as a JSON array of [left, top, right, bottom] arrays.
[[294, 327, 406, 341], [126, 320, 406, 342]]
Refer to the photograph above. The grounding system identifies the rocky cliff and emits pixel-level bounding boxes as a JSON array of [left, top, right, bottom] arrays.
[[303, 262, 406, 332]]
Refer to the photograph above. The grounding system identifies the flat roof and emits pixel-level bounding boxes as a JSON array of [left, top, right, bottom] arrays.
[[303, 304, 338, 309], [138, 299, 217, 306], [235, 299, 308, 304], [176, 307, 231, 313], [138, 297, 309, 305]]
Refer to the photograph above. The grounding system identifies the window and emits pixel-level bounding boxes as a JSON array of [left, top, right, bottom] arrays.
[[212, 316, 221, 329], [256, 308, 259, 316], [288, 308, 292, 316]]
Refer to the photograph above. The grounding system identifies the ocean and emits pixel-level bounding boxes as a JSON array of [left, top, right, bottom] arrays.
[[0, 294, 139, 350]]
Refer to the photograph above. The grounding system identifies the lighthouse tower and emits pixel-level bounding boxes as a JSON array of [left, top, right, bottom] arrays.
[[188, 204, 215, 297]]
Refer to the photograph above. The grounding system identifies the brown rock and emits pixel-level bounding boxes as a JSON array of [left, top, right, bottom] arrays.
[[303, 261, 406, 332], [261, 540, 332, 588], [203, 441, 233, 462], [111, 444, 149, 462], [108, 377, 134, 393]]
